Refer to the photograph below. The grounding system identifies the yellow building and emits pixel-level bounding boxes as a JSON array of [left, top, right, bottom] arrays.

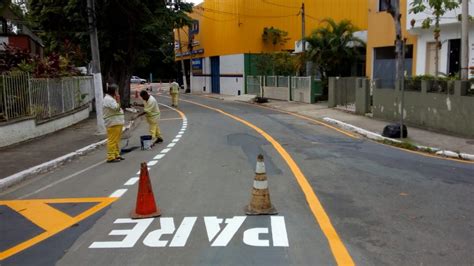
[[366, 0, 417, 87], [175, 0, 368, 95]]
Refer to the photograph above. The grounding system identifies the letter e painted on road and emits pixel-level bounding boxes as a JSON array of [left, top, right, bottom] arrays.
[[89, 218, 153, 248]]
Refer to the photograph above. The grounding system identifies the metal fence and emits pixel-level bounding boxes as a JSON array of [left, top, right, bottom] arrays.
[[291, 76, 311, 89], [265, 76, 277, 87], [277, 76, 289, 88], [1, 73, 93, 122], [246, 75, 262, 95]]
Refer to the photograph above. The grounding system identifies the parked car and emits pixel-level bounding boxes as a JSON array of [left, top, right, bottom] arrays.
[[130, 76, 147, 84]]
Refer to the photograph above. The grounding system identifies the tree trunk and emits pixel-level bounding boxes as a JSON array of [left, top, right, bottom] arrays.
[[105, 62, 131, 107], [393, 11, 404, 82]]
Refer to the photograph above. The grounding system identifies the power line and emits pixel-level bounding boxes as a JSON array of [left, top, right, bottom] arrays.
[[193, 10, 237, 22], [261, 0, 300, 9], [196, 6, 298, 18]]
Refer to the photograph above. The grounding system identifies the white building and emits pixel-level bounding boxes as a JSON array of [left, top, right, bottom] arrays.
[[406, 0, 474, 77]]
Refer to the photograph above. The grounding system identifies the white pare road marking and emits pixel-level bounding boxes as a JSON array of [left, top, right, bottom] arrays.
[[89, 218, 154, 248], [89, 216, 289, 248]]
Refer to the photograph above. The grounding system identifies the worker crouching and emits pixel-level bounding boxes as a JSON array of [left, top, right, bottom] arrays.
[[137, 90, 163, 146]]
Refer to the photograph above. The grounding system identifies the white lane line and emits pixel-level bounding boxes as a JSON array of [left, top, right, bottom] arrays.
[[179, 131, 185, 134], [172, 139, 179, 143], [136, 168, 150, 175], [167, 143, 176, 148], [148, 160, 158, 166], [154, 154, 165, 160], [161, 148, 171, 154], [109, 189, 127, 198], [18, 160, 105, 199], [124, 177, 139, 186], [176, 134, 183, 138]]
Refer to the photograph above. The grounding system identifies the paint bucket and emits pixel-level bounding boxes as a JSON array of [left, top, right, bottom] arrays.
[[140, 135, 153, 150]]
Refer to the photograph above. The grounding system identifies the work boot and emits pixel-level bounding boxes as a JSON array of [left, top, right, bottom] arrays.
[[154, 137, 163, 145]]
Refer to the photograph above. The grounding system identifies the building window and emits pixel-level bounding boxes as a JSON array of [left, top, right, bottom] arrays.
[[190, 20, 199, 34]]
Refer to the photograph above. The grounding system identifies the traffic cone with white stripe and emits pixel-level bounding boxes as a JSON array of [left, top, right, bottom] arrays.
[[131, 162, 161, 219], [245, 154, 277, 215]]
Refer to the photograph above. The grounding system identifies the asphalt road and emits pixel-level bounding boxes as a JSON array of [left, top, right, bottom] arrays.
[[1, 93, 473, 265]]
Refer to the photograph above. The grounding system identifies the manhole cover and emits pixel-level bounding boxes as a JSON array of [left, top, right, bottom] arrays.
[[467, 140, 474, 145]]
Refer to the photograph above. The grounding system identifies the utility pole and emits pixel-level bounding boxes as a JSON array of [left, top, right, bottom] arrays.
[[87, 0, 105, 134], [460, 0, 469, 80], [175, 0, 188, 92], [301, 1, 306, 76], [400, 39, 406, 139]]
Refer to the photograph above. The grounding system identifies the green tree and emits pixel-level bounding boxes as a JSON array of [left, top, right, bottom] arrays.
[[409, 0, 460, 77], [305, 18, 365, 96], [27, 0, 193, 106], [255, 52, 297, 76], [262, 26, 290, 51]]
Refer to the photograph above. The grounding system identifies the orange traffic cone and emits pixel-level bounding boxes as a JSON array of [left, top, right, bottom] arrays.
[[245, 154, 277, 215], [131, 162, 161, 219]]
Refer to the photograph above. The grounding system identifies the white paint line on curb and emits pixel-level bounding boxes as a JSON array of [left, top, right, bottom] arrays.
[[160, 148, 171, 154], [167, 143, 176, 148], [323, 117, 474, 161], [109, 189, 128, 198], [1, 140, 107, 192], [124, 177, 139, 186], [147, 160, 158, 166], [6, 102, 187, 195], [154, 154, 165, 160]]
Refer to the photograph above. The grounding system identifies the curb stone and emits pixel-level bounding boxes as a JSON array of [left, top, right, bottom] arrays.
[[0, 121, 135, 192], [322, 117, 474, 162]]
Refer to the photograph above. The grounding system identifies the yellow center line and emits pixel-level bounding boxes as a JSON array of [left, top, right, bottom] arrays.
[[180, 98, 354, 266], [194, 94, 359, 139], [197, 94, 474, 165]]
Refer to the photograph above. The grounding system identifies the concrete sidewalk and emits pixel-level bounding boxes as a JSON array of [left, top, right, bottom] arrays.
[[202, 93, 474, 156]]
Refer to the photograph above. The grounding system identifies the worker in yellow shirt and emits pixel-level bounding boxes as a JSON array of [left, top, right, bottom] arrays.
[[103, 84, 125, 163], [170, 79, 179, 107], [137, 90, 163, 145]]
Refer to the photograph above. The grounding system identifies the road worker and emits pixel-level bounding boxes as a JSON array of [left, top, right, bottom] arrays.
[[103, 84, 125, 163], [137, 90, 163, 145], [170, 79, 180, 107]]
